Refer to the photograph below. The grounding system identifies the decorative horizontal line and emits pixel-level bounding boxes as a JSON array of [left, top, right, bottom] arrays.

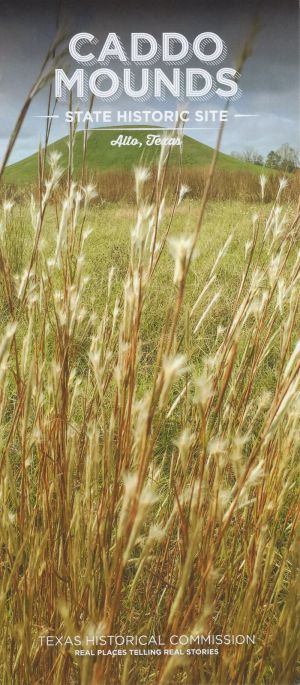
[[34, 115, 60, 119], [91, 127, 218, 131]]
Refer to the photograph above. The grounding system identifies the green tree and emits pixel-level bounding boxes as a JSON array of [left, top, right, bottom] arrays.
[[266, 145, 299, 172], [266, 150, 281, 169], [277, 143, 299, 172]]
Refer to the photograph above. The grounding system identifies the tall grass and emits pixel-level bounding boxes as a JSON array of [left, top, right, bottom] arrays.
[[0, 116, 299, 685], [3, 166, 299, 206]]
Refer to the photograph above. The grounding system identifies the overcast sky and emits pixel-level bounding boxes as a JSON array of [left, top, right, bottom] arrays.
[[0, 0, 298, 164]]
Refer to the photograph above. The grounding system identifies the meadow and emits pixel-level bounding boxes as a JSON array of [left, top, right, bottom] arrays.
[[0, 123, 299, 685]]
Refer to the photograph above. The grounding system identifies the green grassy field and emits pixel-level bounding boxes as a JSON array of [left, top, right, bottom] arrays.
[[2, 198, 293, 396], [4, 127, 266, 185], [77, 200, 292, 397]]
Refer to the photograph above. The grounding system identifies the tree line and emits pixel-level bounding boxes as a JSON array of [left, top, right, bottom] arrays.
[[231, 143, 299, 172]]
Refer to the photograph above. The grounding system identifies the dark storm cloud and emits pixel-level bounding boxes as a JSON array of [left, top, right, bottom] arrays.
[[0, 0, 298, 161]]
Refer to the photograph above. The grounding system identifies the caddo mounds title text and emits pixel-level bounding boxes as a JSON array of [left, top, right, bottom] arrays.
[[55, 32, 242, 101]]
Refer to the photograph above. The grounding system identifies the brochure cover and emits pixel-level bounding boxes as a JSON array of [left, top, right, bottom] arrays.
[[0, 0, 299, 684]]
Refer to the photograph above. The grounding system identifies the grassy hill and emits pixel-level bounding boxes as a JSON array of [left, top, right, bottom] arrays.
[[4, 127, 265, 185]]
